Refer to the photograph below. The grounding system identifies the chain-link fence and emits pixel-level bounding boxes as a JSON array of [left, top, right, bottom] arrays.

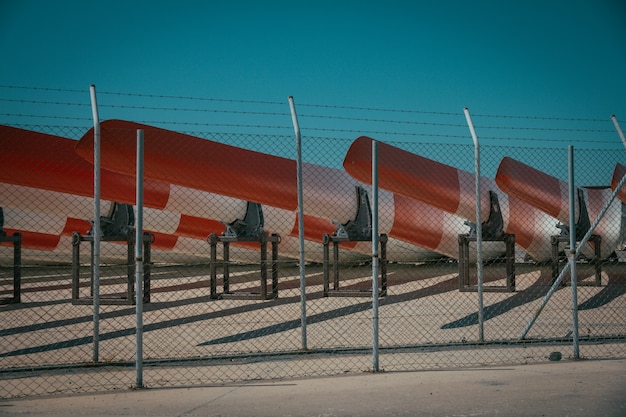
[[1, 87, 625, 398]]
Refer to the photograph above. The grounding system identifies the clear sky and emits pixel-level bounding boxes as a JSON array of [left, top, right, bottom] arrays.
[[2, 0, 624, 112], [1, 1, 625, 182]]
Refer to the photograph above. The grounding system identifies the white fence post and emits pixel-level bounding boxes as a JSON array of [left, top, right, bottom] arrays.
[[288, 96, 308, 350], [135, 129, 144, 388], [464, 108, 485, 342], [568, 146, 580, 359], [89, 84, 101, 362], [371, 139, 380, 372]]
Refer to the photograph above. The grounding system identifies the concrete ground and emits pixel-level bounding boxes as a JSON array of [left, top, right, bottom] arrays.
[[1, 358, 625, 417]]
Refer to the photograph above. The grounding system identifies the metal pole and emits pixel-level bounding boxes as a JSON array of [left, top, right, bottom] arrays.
[[288, 96, 307, 350], [371, 139, 380, 372], [135, 129, 144, 388], [568, 146, 580, 358], [521, 171, 626, 339], [89, 84, 101, 362], [464, 108, 484, 342], [611, 115, 626, 148], [521, 121, 626, 341]]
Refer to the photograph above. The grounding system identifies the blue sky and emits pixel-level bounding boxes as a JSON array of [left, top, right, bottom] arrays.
[[1, 0, 624, 111], [1, 1, 625, 182]]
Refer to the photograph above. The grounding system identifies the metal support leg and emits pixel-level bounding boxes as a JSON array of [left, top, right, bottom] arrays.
[[72, 233, 151, 305], [459, 233, 515, 292], [380, 234, 388, 297], [271, 234, 279, 296], [551, 234, 602, 286], [72, 232, 81, 301], [209, 232, 280, 300], [323, 234, 330, 296], [209, 233, 218, 299], [0, 232, 21, 305], [322, 233, 388, 297]]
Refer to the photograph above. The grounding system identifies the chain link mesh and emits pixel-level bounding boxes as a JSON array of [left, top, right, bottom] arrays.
[[1, 93, 625, 398]]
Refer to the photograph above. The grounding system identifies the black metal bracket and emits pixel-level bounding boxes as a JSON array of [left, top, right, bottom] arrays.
[[554, 188, 592, 243], [71, 232, 152, 305], [0, 231, 21, 305], [551, 234, 602, 287], [459, 192, 515, 292], [323, 233, 387, 297], [208, 232, 280, 300], [331, 186, 372, 241], [93, 203, 135, 237], [458, 233, 516, 292], [465, 191, 505, 240], [208, 201, 280, 300], [322, 186, 387, 297], [223, 201, 264, 238]]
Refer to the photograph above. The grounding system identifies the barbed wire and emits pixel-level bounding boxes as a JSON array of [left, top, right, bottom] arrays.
[[2, 111, 620, 147], [2, 104, 613, 133], [0, 85, 86, 94], [0, 85, 615, 124], [135, 120, 292, 130], [2, 119, 620, 151], [0, 113, 92, 121], [470, 113, 608, 123], [0, 98, 89, 107], [474, 124, 614, 133], [1, 108, 615, 135], [298, 126, 621, 146], [1, 85, 622, 149], [100, 103, 289, 117], [98, 90, 286, 107]]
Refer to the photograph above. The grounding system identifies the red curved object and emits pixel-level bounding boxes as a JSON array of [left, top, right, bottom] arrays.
[[0, 124, 170, 209], [74, 120, 461, 256], [291, 215, 333, 242], [175, 214, 225, 239], [75, 120, 298, 210], [496, 156, 623, 258], [289, 214, 358, 249], [342, 136, 571, 261], [344, 136, 461, 214], [612, 163, 626, 204], [389, 195, 445, 251], [496, 156, 565, 220], [62, 218, 92, 236], [1, 217, 90, 251], [149, 232, 179, 251], [1, 229, 61, 251], [343, 136, 492, 223]]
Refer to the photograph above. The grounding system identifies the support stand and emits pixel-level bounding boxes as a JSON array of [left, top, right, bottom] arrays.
[[208, 232, 280, 300], [71, 232, 152, 305], [0, 232, 21, 305], [550, 191, 602, 287], [322, 186, 387, 297], [323, 232, 387, 297], [551, 234, 602, 286], [459, 233, 516, 292], [458, 192, 516, 292], [208, 202, 280, 300]]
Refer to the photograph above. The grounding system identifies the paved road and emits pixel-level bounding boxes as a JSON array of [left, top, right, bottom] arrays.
[[2, 359, 625, 417]]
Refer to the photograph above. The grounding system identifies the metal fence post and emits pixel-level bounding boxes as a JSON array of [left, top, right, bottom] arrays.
[[611, 115, 626, 148], [371, 139, 380, 372], [135, 129, 144, 388], [464, 108, 484, 342], [288, 96, 308, 350], [89, 84, 101, 362], [521, 171, 626, 339], [521, 116, 626, 340], [568, 146, 580, 359]]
